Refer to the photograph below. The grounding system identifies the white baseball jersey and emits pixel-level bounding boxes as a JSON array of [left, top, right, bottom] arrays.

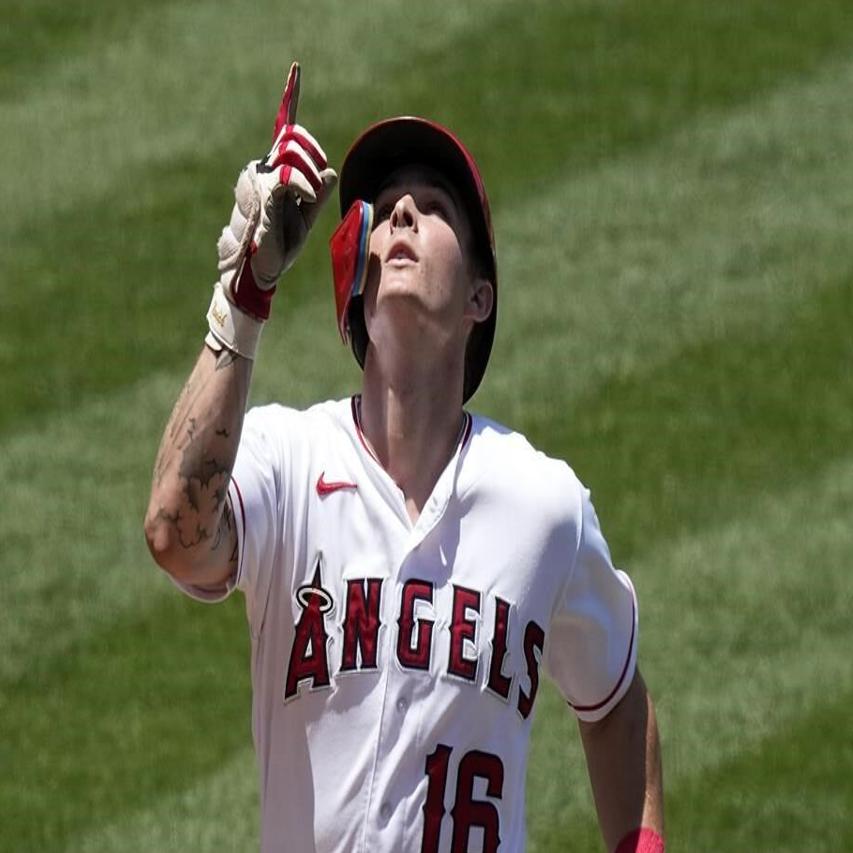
[[177, 396, 638, 853]]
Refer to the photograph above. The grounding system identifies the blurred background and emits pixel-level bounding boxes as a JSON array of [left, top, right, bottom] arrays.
[[2, 0, 852, 849]]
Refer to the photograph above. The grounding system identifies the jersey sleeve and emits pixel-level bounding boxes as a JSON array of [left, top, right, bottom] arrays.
[[171, 407, 280, 635], [227, 407, 282, 632], [544, 485, 638, 722]]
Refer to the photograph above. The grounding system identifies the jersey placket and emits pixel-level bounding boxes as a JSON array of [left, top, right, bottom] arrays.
[[353, 408, 472, 852], [348, 396, 471, 540]]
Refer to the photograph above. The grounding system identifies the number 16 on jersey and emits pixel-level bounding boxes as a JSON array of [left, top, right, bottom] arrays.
[[422, 744, 504, 853]]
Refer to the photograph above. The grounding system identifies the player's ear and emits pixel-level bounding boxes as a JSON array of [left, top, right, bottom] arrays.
[[465, 276, 494, 324]]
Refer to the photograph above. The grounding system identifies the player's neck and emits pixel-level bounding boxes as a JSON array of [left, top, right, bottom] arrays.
[[360, 357, 465, 524]]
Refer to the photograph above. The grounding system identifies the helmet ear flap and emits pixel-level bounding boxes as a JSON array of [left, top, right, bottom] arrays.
[[330, 201, 373, 343]]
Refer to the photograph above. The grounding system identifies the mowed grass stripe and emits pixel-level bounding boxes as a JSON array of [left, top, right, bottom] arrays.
[[491, 50, 853, 419], [63, 748, 260, 853], [0, 593, 252, 850], [0, 0, 175, 100], [639, 455, 853, 776], [528, 271, 852, 560], [665, 689, 853, 852], [5, 0, 853, 432], [1, 374, 199, 685], [637, 457, 853, 849]]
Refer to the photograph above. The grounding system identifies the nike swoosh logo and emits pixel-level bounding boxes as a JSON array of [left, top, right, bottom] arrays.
[[316, 472, 358, 496]]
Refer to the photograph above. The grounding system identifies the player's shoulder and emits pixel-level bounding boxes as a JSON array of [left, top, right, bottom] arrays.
[[464, 412, 585, 514], [242, 397, 354, 453], [467, 413, 580, 478], [244, 396, 351, 430]]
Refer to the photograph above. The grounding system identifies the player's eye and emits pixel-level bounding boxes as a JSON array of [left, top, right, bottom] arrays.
[[424, 198, 451, 220]]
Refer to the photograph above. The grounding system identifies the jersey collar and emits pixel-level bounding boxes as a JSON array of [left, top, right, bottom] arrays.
[[350, 394, 473, 540]]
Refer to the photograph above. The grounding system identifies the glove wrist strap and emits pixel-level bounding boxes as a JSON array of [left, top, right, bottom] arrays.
[[206, 282, 264, 360], [232, 246, 277, 320]]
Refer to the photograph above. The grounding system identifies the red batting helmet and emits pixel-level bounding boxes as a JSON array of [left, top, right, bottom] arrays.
[[334, 117, 497, 403]]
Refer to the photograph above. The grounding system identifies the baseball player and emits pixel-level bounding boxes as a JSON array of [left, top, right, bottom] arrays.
[[145, 63, 664, 852]]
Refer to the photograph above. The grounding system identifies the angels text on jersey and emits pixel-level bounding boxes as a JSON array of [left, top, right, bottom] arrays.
[[285, 555, 545, 721]]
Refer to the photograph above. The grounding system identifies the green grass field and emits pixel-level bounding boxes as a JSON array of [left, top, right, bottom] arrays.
[[3, 1, 852, 849]]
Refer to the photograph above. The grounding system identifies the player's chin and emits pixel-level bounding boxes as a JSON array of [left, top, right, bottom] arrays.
[[378, 261, 421, 289], [371, 270, 427, 308], [366, 291, 445, 343]]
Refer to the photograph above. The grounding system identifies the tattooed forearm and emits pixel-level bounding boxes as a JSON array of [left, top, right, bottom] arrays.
[[154, 505, 211, 550], [211, 499, 239, 572], [154, 376, 206, 487], [212, 498, 233, 550], [167, 375, 205, 441], [158, 410, 235, 547], [146, 345, 251, 578]]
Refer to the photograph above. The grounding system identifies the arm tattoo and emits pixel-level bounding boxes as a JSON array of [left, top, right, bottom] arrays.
[[212, 498, 239, 573], [153, 355, 242, 552], [159, 416, 232, 549]]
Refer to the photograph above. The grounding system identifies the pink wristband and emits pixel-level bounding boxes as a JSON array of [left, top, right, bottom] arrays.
[[615, 828, 665, 853]]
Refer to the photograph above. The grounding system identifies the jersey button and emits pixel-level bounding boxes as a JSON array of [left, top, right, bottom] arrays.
[[379, 802, 392, 822], [396, 696, 409, 713]]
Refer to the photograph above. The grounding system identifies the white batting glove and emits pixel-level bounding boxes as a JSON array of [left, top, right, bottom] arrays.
[[206, 63, 338, 359]]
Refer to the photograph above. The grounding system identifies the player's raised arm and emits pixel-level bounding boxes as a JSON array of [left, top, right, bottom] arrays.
[[143, 62, 337, 589]]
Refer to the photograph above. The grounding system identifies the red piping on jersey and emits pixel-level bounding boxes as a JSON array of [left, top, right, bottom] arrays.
[[569, 596, 637, 713], [231, 476, 246, 583], [232, 477, 247, 530], [231, 477, 246, 575], [231, 476, 247, 577], [351, 395, 380, 463], [460, 410, 473, 448], [350, 395, 472, 461]]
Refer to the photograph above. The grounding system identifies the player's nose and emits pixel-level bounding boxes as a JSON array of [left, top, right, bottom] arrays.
[[390, 194, 418, 232]]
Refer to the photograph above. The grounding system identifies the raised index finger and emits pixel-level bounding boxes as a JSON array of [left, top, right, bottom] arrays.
[[272, 62, 301, 142]]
